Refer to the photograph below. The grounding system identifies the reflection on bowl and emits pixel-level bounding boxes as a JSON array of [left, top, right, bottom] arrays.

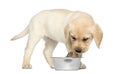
[[53, 57, 81, 71]]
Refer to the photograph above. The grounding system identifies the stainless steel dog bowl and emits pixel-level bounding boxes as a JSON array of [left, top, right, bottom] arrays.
[[53, 57, 81, 70]]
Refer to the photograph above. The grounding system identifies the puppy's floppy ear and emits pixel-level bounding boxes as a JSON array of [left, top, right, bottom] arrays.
[[64, 24, 71, 51], [93, 24, 103, 48]]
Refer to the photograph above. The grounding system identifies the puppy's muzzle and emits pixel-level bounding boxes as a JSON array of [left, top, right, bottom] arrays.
[[75, 49, 82, 53]]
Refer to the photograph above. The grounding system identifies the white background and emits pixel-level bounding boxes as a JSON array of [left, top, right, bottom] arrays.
[[0, 0, 120, 74]]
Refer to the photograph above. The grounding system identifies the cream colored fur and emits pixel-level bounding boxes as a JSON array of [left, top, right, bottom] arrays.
[[11, 9, 103, 69]]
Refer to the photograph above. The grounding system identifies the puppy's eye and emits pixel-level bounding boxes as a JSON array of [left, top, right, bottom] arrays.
[[71, 36, 76, 40], [82, 37, 89, 41]]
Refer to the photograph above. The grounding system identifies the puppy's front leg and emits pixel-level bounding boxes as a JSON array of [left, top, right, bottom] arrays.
[[79, 54, 86, 69], [80, 62, 86, 69], [43, 39, 58, 68]]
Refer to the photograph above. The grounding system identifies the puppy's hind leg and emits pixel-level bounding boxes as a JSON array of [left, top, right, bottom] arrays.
[[43, 37, 58, 68], [22, 32, 42, 69]]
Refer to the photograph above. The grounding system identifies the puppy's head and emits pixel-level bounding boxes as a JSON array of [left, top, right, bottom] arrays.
[[64, 13, 103, 54]]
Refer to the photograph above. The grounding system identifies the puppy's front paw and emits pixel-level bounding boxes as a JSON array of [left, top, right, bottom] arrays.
[[80, 64, 86, 69], [22, 64, 32, 69]]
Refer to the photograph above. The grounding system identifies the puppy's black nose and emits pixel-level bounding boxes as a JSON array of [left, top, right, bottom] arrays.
[[75, 49, 82, 53]]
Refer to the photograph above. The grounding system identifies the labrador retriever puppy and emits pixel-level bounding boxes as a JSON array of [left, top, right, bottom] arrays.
[[11, 9, 103, 69]]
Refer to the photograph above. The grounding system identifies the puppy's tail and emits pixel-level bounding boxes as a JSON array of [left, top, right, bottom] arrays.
[[11, 26, 29, 41]]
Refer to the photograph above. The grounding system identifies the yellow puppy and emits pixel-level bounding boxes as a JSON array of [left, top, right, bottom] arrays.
[[11, 9, 103, 69]]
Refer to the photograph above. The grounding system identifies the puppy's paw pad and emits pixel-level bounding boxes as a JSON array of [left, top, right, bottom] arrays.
[[22, 64, 32, 69]]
